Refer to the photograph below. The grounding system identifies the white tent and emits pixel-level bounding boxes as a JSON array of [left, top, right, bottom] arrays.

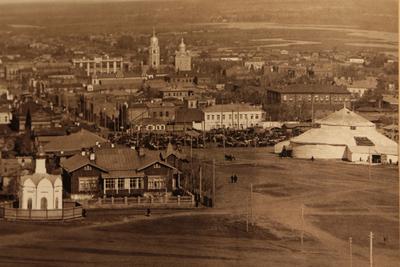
[[288, 108, 398, 164]]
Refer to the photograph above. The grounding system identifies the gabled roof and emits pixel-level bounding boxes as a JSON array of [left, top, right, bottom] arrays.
[[137, 160, 177, 172], [162, 143, 186, 160], [43, 129, 108, 153], [316, 108, 375, 127], [61, 154, 108, 173]]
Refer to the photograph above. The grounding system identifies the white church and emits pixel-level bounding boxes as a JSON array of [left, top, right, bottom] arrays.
[[19, 149, 63, 210]]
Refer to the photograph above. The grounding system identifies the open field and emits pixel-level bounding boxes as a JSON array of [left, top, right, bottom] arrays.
[[0, 147, 398, 266]]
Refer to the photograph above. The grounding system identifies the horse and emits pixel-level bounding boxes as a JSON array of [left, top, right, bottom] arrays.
[[225, 154, 236, 161]]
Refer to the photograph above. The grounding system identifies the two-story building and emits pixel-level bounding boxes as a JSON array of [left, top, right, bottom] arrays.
[[266, 84, 351, 108], [201, 103, 265, 131]]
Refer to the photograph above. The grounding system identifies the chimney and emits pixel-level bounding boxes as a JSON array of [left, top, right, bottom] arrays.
[[138, 147, 145, 157]]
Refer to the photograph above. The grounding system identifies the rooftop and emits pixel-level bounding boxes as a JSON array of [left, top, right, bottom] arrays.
[[203, 103, 263, 113], [270, 84, 350, 94]]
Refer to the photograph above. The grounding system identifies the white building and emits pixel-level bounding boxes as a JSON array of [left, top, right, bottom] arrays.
[[0, 105, 12, 125], [282, 108, 398, 164], [175, 38, 191, 72], [19, 153, 63, 210], [149, 29, 160, 70], [72, 55, 123, 76], [201, 103, 265, 131]]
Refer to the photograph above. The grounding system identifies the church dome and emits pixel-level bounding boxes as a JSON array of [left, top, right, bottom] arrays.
[[179, 38, 186, 52], [150, 28, 159, 46]]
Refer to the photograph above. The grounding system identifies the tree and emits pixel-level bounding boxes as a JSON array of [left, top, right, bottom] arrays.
[[25, 109, 32, 133], [116, 35, 134, 50]]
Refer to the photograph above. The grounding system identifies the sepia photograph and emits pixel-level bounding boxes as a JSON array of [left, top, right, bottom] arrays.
[[0, 0, 398, 266]]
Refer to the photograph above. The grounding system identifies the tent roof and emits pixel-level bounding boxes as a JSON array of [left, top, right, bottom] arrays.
[[316, 108, 375, 127]]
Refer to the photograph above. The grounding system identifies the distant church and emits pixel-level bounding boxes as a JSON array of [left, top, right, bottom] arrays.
[[149, 28, 160, 70], [175, 38, 191, 72]]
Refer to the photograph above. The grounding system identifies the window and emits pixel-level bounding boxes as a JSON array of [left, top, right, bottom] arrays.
[[251, 115, 254, 120], [211, 115, 215, 120], [153, 112, 157, 117], [159, 111, 163, 117], [217, 115, 220, 120], [283, 95, 287, 101], [350, 126, 356, 130], [105, 179, 115, 189], [207, 115, 210, 120], [229, 114, 232, 119], [148, 177, 166, 189], [118, 178, 125, 189], [244, 114, 248, 119], [255, 114, 259, 120], [166, 111, 169, 117], [222, 115, 225, 120], [84, 165, 92, 171], [154, 163, 161, 169], [79, 177, 98, 192], [235, 114, 238, 119], [240, 114, 243, 119], [130, 178, 143, 189]]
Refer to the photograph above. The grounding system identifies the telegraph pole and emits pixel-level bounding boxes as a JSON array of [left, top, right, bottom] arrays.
[[199, 165, 202, 203], [246, 197, 249, 232], [369, 231, 374, 267], [301, 204, 305, 250], [212, 158, 216, 207], [349, 237, 353, 267], [250, 183, 253, 225], [368, 147, 372, 180]]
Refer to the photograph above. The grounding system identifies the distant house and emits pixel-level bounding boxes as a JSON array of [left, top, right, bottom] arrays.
[[346, 77, 378, 98], [201, 103, 265, 131], [43, 129, 108, 157], [18, 102, 62, 133], [133, 118, 166, 133], [0, 105, 12, 125], [160, 86, 194, 101], [266, 84, 351, 107], [61, 147, 181, 200]]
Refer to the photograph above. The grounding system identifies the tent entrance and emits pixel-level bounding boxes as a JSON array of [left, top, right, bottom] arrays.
[[372, 154, 381, 163]]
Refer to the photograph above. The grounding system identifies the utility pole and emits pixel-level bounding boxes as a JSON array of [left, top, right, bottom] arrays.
[[246, 196, 249, 232], [199, 165, 202, 203], [250, 183, 253, 225], [368, 146, 372, 180], [349, 237, 353, 267], [212, 158, 216, 208], [369, 232, 374, 267], [301, 204, 305, 250]]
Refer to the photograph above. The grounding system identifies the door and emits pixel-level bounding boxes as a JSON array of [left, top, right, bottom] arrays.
[[40, 197, 48, 210]]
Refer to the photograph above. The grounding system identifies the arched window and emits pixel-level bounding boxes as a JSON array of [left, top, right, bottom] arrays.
[[55, 198, 59, 209], [27, 198, 32, 210], [40, 197, 48, 210]]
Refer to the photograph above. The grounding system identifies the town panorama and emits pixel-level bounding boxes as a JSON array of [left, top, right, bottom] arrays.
[[0, 0, 398, 266]]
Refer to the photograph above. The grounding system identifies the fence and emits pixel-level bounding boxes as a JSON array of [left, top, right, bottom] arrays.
[[2, 206, 83, 221], [81, 195, 195, 209]]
